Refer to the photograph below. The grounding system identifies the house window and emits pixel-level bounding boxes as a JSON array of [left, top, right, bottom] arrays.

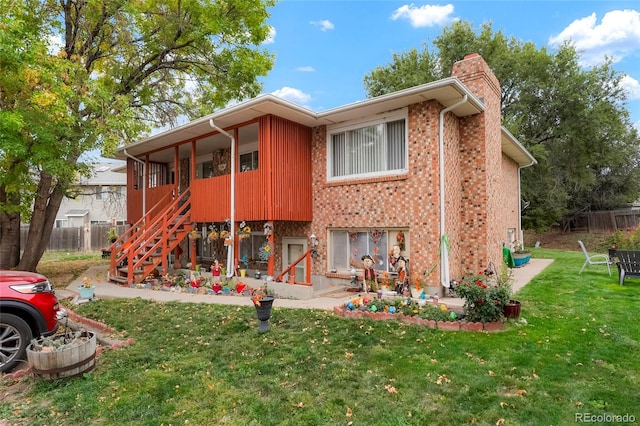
[[55, 219, 67, 228], [328, 112, 407, 180], [240, 151, 258, 172], [330, 229, 401, 273], [239, 233, 268, 268], [95, 186, 107, 200], [199, 161, 214, 179], [113, 186, 125, 199]]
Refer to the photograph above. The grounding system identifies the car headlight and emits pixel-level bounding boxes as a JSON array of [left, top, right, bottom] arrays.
[[9, 280, 53, 294]]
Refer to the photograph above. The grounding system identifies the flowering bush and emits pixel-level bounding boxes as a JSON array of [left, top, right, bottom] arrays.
[[607, 226, 640, 250], [455, 273, 511, 323]]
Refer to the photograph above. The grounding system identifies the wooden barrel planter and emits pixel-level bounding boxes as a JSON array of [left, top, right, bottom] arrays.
[[26, 331, 97, 380]]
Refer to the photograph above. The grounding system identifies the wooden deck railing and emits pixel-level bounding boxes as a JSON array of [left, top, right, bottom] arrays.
[[274, 248, 314, 286]]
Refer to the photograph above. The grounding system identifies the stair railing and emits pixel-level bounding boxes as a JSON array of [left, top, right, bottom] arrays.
[[109, 190, 173, 277], [125, 189, 191, 281], [274, 248, 314, 286]]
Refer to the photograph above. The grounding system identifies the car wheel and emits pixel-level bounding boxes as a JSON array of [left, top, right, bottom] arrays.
[[0, 313, 33, 373]]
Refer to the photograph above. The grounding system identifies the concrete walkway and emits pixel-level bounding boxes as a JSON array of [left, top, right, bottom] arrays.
[[59, 258, 554, 310]]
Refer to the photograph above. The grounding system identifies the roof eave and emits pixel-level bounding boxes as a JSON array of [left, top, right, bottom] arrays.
[[501, 127, 537, 167]]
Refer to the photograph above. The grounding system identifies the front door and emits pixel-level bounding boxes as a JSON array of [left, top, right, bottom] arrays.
[[282, 238, 307, 282]]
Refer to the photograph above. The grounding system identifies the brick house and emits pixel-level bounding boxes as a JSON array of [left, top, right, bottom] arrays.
[[111, 53, 535, 295]]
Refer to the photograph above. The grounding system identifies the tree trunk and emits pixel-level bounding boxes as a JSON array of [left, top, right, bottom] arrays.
[[0, 185, 21, 269], [17, 171, 66, 272]]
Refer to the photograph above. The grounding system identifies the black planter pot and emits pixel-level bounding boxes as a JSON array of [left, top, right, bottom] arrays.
[[255, 296, 274, 332], [503, 300, 521, 318]]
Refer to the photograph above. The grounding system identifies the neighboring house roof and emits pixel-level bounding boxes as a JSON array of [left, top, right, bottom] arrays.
[[115, 77, 535, 167], [79, 162, 127, 186], [65, 209, 90, 217]]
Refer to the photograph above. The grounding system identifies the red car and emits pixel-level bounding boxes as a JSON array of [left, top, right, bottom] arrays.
[[0, 270, 62, 373]]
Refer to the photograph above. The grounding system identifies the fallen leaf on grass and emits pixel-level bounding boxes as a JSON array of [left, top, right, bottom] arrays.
[[385, 384, 398, 394], [345, 352, 353, 359], [515, 389, 527, 396], [346, 407, 353, 417], [292, 402, 304, 408], [575, 401, 583, 406], [488, 370, 495, 376], [436, 375, 451, 385], [496, 418, 505, 425]]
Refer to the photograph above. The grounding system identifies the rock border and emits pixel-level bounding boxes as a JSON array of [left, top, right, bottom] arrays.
[[333, 305, 504, 332]]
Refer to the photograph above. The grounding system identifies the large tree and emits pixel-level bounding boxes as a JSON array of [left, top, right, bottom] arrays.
[[363, 21, 640, 231], [0, 0, 275, 271]]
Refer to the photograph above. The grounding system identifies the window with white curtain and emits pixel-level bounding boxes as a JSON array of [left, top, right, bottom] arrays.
[[328, 111, 407, 180], [329, 230, 390, 272]]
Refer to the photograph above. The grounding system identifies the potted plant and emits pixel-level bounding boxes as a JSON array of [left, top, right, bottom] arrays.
[[251, 284, 275, 332], [101, 227, 119, 258], [511, 241, 531, 267], [27, 312, 96, 380], [237, 221, 251, 240], [78, 277, 95, 300]]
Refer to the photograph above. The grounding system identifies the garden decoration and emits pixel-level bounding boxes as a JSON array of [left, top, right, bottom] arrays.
[[26, 311, 97, 380], [394, 256, 409, 295], [78, 276, 95, 300], [252, 285, 275, 332]]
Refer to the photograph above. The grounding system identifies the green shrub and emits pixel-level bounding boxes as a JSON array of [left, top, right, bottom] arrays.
[[607, 226, 640, 249]]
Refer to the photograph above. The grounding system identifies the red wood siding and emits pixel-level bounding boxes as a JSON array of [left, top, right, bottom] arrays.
[[126, 115, 313, 224], [264, 115, 313, 221]]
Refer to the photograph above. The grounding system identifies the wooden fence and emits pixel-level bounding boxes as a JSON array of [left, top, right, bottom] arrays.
[[20, 224, 129, 252], [568, 209, 640, 233]]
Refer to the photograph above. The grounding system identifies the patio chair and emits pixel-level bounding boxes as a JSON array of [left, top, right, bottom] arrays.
[[578, 240, 611, 276]]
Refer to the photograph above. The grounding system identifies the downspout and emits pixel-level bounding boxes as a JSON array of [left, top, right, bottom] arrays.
[[209, 119, 236, 278], [439, 95, 468, 288], [123, 149, 146, 216], [518, 159, 536, 246]]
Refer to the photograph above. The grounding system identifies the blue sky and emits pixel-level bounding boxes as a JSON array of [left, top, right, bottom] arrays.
[[259, 0, 640, 129]]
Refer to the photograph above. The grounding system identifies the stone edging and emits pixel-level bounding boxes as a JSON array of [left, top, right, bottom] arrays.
[[333, 305, 504, 332]]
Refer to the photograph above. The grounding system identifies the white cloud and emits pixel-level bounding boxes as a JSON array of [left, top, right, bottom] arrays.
[[310, 19, 334, 31], [549, 10, 640, 66], [271, 87, 312, 106], [391, 3, 455, 28], [264, 26, 276, 44], [621, 75, 640, 100], [296, 66, 315, 72], [47, 33, 64, 55]]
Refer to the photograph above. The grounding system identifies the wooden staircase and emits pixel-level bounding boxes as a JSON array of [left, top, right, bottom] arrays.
[[109, 189, 192, 285]]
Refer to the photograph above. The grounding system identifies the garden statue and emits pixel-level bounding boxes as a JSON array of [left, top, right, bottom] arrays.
[[394, 256, 410, 295], [388, 244, 401, 271], [361, 254, 378, 293], [349, 254, 378, 293], [211, 259, 222, 277]]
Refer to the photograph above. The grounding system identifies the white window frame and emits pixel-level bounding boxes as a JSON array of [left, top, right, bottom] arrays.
[[328, 228, 409, 274], [326, 108, 408, 182]]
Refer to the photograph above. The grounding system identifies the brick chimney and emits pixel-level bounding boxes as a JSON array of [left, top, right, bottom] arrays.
[[450, 53, 505, 274]]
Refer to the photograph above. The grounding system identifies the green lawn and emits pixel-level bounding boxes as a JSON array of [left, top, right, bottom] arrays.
[[2, 248, 639, 425]]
